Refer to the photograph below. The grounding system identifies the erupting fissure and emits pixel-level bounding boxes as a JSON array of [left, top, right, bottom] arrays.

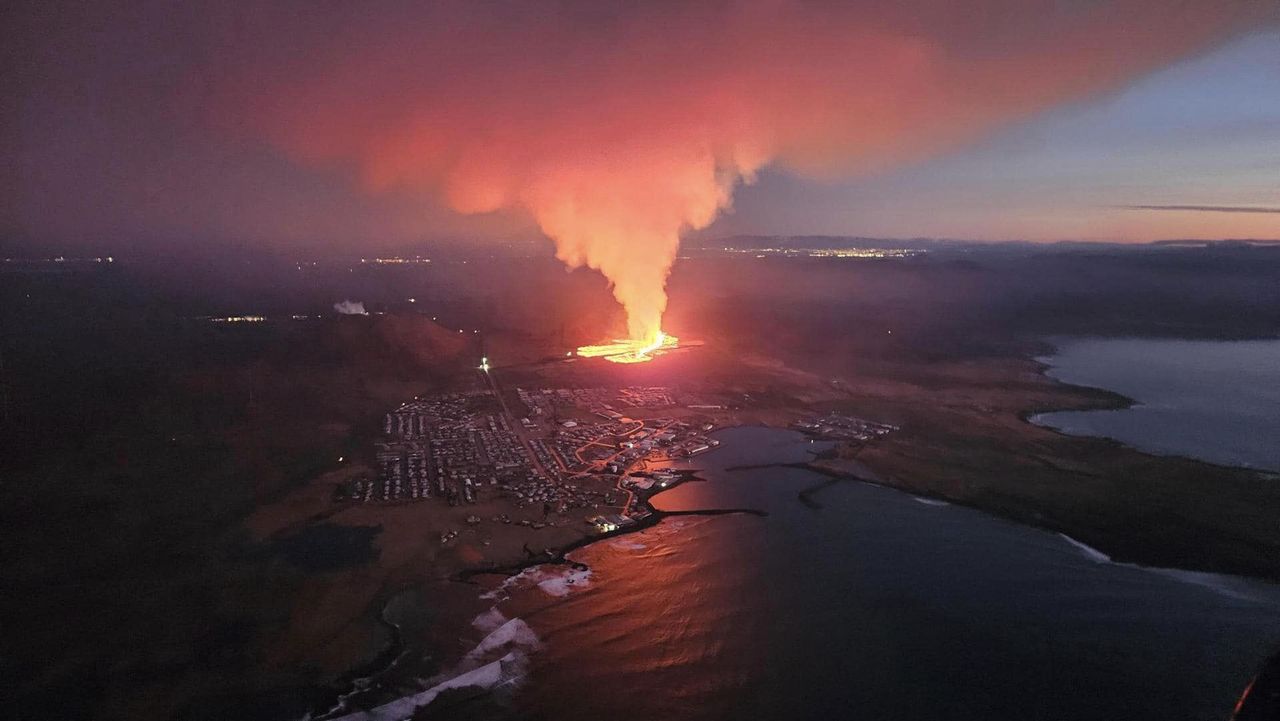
[[576, 331, 679, 364], [219, 1, 1273, 363]]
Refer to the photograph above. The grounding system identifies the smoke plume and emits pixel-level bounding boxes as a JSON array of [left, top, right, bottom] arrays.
[[213, 0, 1273, 340], [333, 300, 369, 316]]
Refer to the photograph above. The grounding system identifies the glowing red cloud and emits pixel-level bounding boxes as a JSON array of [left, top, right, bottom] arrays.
[[215, 0, 1274, 340]]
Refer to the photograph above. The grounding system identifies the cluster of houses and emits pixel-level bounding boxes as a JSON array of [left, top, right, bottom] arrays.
[[501, 474, 617, 513], [517, 385, 687, 418], [345, 384, 728, 542], [790, 413, 899, 442], [344, 392, 546, 506], [566, 417, 720, 475], [517, 386, 618, 417], [615, 386, 678, 407]]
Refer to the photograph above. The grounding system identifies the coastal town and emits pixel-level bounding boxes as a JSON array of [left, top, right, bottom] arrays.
[[790, 412, 899, 441], [339, 377, 727, 538]]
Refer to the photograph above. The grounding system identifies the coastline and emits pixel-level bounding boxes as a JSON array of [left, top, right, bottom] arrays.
[[871, 340, 1280, 581], [307, 341, 1280, 719], [464, 393, 1280, 593], [314, 466, 768, 720], [454, 469, 767, 583], [1024, 337, 1280, 475], [406, 414, 1280, 720], [701, 338, 1280, 582], [793, 339, 1280, 581], [765, 454, 1280, 586]]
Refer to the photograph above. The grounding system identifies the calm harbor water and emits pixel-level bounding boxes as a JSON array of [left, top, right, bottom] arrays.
[[1031, 337, 1280, 472], [479, 426, 1280, 721]]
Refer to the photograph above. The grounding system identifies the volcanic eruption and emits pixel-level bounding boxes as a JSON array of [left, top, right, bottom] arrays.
[[575, 332, 681, 364], [209, 1, 1273, 360]]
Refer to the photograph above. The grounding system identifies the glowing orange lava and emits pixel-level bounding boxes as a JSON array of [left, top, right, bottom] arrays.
[[576, 331, 678, 364]]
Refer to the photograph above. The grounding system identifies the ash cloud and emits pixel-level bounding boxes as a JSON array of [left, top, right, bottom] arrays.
[[215, 0, 1270, 340], [6, 1, 1276, 338]]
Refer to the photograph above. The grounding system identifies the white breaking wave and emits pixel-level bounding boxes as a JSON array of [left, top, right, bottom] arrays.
[[1058, 533, 1113, 563], [327, 618, 540, 721], [328, 562, 588, 719], [464, 617, 542, 662], [481, 560, 596, 602], [534, 567, 593, 597], [912, 496, 950, 507], [1056, 533, 1268, 603], [328, 652, 526, 721], [471, 607, 508, 634], [479, 566, 538, 601]]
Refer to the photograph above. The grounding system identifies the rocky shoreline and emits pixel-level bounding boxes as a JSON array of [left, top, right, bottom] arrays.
[[313, 466, 768, 720]]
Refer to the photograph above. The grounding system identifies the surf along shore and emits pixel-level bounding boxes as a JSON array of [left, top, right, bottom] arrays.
[[782, 347, 1280, 583], [316, 464, 769, 720]]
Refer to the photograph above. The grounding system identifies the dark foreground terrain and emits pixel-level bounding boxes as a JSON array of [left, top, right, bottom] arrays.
[[2, 239, 1278, 719]]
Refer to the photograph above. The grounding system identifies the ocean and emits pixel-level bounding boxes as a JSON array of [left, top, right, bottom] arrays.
[[432, 426, 1280, 721], [1030, 337, 1280, 472]]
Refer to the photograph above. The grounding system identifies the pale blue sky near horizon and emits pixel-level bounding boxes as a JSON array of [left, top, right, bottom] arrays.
[[704, 30, 1279, 242]]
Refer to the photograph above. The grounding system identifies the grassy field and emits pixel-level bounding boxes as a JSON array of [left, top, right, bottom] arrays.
[[808, 348, 1280, 580]]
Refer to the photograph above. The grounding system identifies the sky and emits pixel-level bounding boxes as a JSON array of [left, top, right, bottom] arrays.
[[3, 1, 1277, 257], [710, 29, 1280, 242]]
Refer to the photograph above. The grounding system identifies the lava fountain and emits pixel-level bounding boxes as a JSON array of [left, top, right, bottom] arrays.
[[212, 1, 1274, 369], [577, 331, 680, 364]]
